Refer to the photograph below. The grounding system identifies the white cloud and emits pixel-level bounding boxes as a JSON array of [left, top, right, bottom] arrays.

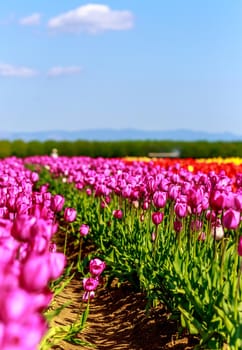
[[47, 66, 82, 77], [19, 13, 41, 26], [0, 63, 38, 77], [47, 4, 134, 34]]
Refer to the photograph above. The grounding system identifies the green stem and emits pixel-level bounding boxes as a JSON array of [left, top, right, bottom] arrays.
[[64, 230, 68, 255]]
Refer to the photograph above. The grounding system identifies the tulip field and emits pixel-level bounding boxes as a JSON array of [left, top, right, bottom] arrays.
[[0, 155, 242, 349]]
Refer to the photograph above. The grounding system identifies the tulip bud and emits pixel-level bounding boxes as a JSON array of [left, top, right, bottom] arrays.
[[174, 220, 182, 233], [151, 232, 156, 241], [211, 224, 224, 240], [112, 209, 123, 219], [142, 201, 149, 210]]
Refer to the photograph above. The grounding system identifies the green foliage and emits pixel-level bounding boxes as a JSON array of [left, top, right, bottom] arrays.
[[1, 139, 242, 158], [0, 140, 11, 158]]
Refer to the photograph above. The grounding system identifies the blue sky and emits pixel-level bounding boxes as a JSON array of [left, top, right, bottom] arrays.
[[0, 0, 242, 135]]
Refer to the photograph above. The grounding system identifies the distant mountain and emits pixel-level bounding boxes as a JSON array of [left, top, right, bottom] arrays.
[[0, 128, 242, 142]]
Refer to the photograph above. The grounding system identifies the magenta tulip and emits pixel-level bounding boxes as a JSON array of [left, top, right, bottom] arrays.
[[238, 236, 242, 256], [152, 211, 164, 226], [64, 207, 77, 222], [174, 202, 188, 218], [222, 209, 241, 230], [11, 215, 36, 242], [89, 258, 106, 276], [50, 194, 65, 212], [83, 277, 99, 291], [80, 224, 90, 236], [112, 209, 123, 219], [153, 191, 167, 208]]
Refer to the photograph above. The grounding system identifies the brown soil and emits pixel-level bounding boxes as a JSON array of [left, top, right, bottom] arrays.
[[50, 277, 200, 350]]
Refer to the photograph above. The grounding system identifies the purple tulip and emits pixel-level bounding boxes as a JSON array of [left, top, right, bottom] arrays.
[[86, 188, 92, 196], [80, 224, 90, 237], [48, 252, 66, 280], [83, 277, 99, 292], [11, 215, 37, 242], [222, 208, 241, 230], [50, 194, 65, 212], [174, 220, 183, 233], [174, 202, 188, 218], [0, 288, 31, 322], [153, 191, 167, 208], [142, 201, 149, 210], [152, 211, 164, 226], [64, 207, 77, 222], [2, 314, 47, 350], [234, 193, 242, 211], [20, 254, 51, 292], [112, 209, 123, 219], [168, 184, 180, 200], [238, 236, 242, 256], [210, 190, 227, 212], [89, 258, 106, 277]]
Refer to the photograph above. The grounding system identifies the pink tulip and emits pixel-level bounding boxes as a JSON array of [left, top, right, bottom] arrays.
[[142, 201, 149, 210], [0, 288, 31, 322], [80, 224, 90, 236], [83, 277, 99, 291], [152, 211, 164, 226], [11, 215, 37, 242], [89, 258, 106, 277], [174, 220, 182, 233], [20, 254, 51, 292], [64, 207, 77, 222], [222, 209, 241, 230], [153, 191, 167, 208], [168, 184, 180, 200], [238, 236, 242, 256], [174, 202, 188, 218], [151, 232, 156, 241], [210, 190, 227, 212], [48, 252, 66, 280], [2, 314, 47, 350], [50, 194, 65, 212], [112, 209, 123, 219], [86, 188, 92, 196]]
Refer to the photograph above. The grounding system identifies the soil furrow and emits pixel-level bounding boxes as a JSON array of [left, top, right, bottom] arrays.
[[50, 278, 199, 350]]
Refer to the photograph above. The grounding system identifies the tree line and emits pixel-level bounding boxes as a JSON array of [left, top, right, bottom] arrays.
[[0, 139, 242, 158]]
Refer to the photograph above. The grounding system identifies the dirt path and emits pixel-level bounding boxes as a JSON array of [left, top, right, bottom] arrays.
[[50, 277, 199, 350]]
